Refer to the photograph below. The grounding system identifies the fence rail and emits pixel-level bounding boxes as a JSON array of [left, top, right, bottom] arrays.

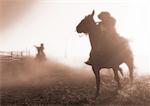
[[0, 51, 30, 62]]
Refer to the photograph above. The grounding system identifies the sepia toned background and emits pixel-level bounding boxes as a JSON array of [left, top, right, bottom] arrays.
[[1, 0, 150, 105], [0, 0, 150, 74]]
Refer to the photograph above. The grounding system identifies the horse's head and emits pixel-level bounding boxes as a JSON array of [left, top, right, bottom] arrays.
[[76, 10, 96, 34]]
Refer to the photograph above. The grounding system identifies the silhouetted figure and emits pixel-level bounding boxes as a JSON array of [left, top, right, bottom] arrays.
[[97, 11, 116, 33], [35, 43, 46, 62], [85, 11, 128, 65], [98, 11, 129, 54], [76, 10, 134, 98]]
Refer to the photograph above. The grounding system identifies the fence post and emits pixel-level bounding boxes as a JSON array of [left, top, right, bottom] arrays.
[[21, 51, 23, 57], [11, 51, 13, 60]]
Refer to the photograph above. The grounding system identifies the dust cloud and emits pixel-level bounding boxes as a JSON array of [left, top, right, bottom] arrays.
[[0, 57, 93, 88]]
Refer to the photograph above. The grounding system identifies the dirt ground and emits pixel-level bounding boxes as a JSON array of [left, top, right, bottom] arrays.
[[0, 58, 150, 106]]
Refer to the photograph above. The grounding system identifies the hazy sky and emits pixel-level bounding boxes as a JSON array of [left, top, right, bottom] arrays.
[[1, 0, 150, 74]]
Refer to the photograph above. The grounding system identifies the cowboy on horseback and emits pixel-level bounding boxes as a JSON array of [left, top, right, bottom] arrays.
[[35, 43, 46, 62], [85, 11, 128, 65], [76, 10, 134, 97]]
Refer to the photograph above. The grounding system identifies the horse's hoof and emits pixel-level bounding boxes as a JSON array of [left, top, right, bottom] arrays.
[[94, 92, 100, 99]]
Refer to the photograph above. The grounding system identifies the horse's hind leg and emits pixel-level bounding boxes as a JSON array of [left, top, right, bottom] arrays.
[[92, 66, 100, 98], [126, 57, 134, 82], [113, 67, 121, 89]]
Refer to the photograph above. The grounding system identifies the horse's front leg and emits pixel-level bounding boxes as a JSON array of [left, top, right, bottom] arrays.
[[92, 66, 100, 98], [113, 67, 121, 89]]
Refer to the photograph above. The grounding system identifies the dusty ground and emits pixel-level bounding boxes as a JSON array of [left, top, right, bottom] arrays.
[[0, 57, 150, 106]]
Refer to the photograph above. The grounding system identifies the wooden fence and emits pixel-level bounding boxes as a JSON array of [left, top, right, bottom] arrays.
[[0, 51, 30, 62]]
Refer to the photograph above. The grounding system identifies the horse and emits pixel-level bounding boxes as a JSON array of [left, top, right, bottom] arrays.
[[76, 10, 134, 97]]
